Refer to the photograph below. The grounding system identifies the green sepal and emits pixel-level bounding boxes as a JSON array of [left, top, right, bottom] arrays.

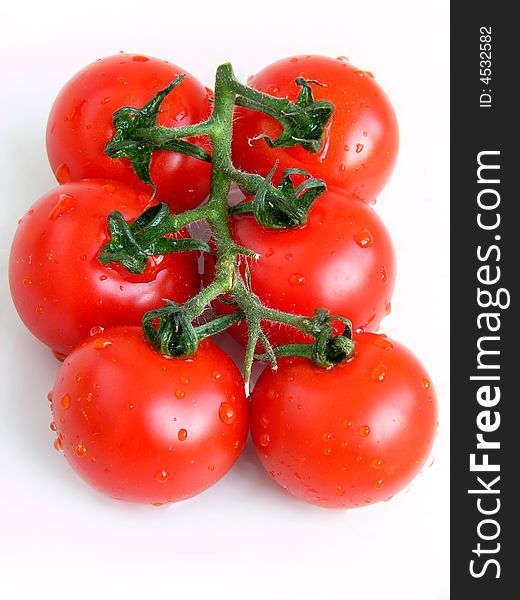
[[229, 163, 326, 229], [104, 76, 211, 190], [142, 303, 245, 358], [248, 78, 334, 153], [255, 309, 355, 368], [98, 203, 211, 274], [142, 301, 199, 357]]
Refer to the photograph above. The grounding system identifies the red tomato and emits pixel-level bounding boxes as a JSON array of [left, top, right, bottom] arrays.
[[9, 179, 200, 357], [232, 55, 399, 203], [250, 332, 437, 508], [204, 188, 395, 347], [50, 328, 248, 504], [46, 53, 212, 213]]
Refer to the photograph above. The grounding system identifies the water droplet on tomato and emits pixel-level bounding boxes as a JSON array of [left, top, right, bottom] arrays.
[[336, 56, 349, 62], [54, 163, 70, 184], [288, 273, 305, 286], [354, 229, 373, 248], [290, 57, 298, 63], [175, 389, 185, 399], [49, 193, 75, 220], [356, 143, 364, 153], [180, 376, 189, 385], [89, 326, 104, 336], [355, 70, 364, 77], [36, 306, 44, 315], [364, 497, 372, 504], [212, 370, 222, 380], [60, 394, 71, 410], [423, 377, 431, 389], [322, 432, 333, 441], [117, 76, 128, 86], [23, 278, 32, 287], [385, 464, 396, 475], [265, 247, 274, 258], [266, 84, 279, 95], [89, 456, 96, 463], [373, 336, 393, 351], [208, 464, 215, 471], [342, 418, 352, 429], [339, 161, 346, 173], [380, 266, 388, 282], [100, 96, 110, 105], [370, 364, 387, 382], [132, 55, 149, 62], [259, 433, 271, 447], [323, 447, 332, 456], [260, 414, 270, 429], [93, 337, 112, 349], [53, 438, 63, 452], [102, 183, 116, 194], [373, 479, 384, 489], [155, 469, 169, 482], [371, 457, 383, 469], [385, 302, 392, 316], [218, 402, 236, 425], [359, 425, 370, 437], [75, 443, 87, 457], [267, 389, 279, 401], [365, 71, 375, 78], [49, 421, 57, 431], [178, 428, 187, 441]]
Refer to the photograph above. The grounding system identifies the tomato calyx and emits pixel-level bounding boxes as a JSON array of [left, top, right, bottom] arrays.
[[255, 309, 355, 368], [142, 300, 244, 357], [228, 163, 326, 229], [104, 75, 211, 193], [98, 202, 212, 274], [234, 77, 334, 153]]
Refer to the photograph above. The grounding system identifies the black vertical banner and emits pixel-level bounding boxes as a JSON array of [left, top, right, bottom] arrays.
[[451, 3, 516, 597]]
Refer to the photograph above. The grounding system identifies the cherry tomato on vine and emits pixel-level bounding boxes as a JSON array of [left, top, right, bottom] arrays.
[[204, 188, 395, 348], [46, 53, 212, 212], [51, 327, 248, 504], [9, 179, 200, 358], [250, 332, 437, 508], [232, 55, 399, 203]]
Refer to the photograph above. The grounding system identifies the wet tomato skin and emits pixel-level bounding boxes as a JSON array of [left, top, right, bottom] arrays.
[[46, 53, 212, 212], [51, 327, 249, 504], [9, 179, 200, 357], [204, 188, 395, 347], [250, 332, 437, 508], [232, 55, 399, 204]]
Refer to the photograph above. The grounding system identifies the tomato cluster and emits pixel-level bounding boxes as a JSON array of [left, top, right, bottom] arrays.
[[9, 53, 437, 508]]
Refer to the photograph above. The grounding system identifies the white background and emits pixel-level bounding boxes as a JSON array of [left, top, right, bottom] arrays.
[[0, 1, 449, 598]]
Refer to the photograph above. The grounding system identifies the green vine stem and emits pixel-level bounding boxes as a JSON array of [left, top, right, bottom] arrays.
[[100, 62, 354, 390]]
